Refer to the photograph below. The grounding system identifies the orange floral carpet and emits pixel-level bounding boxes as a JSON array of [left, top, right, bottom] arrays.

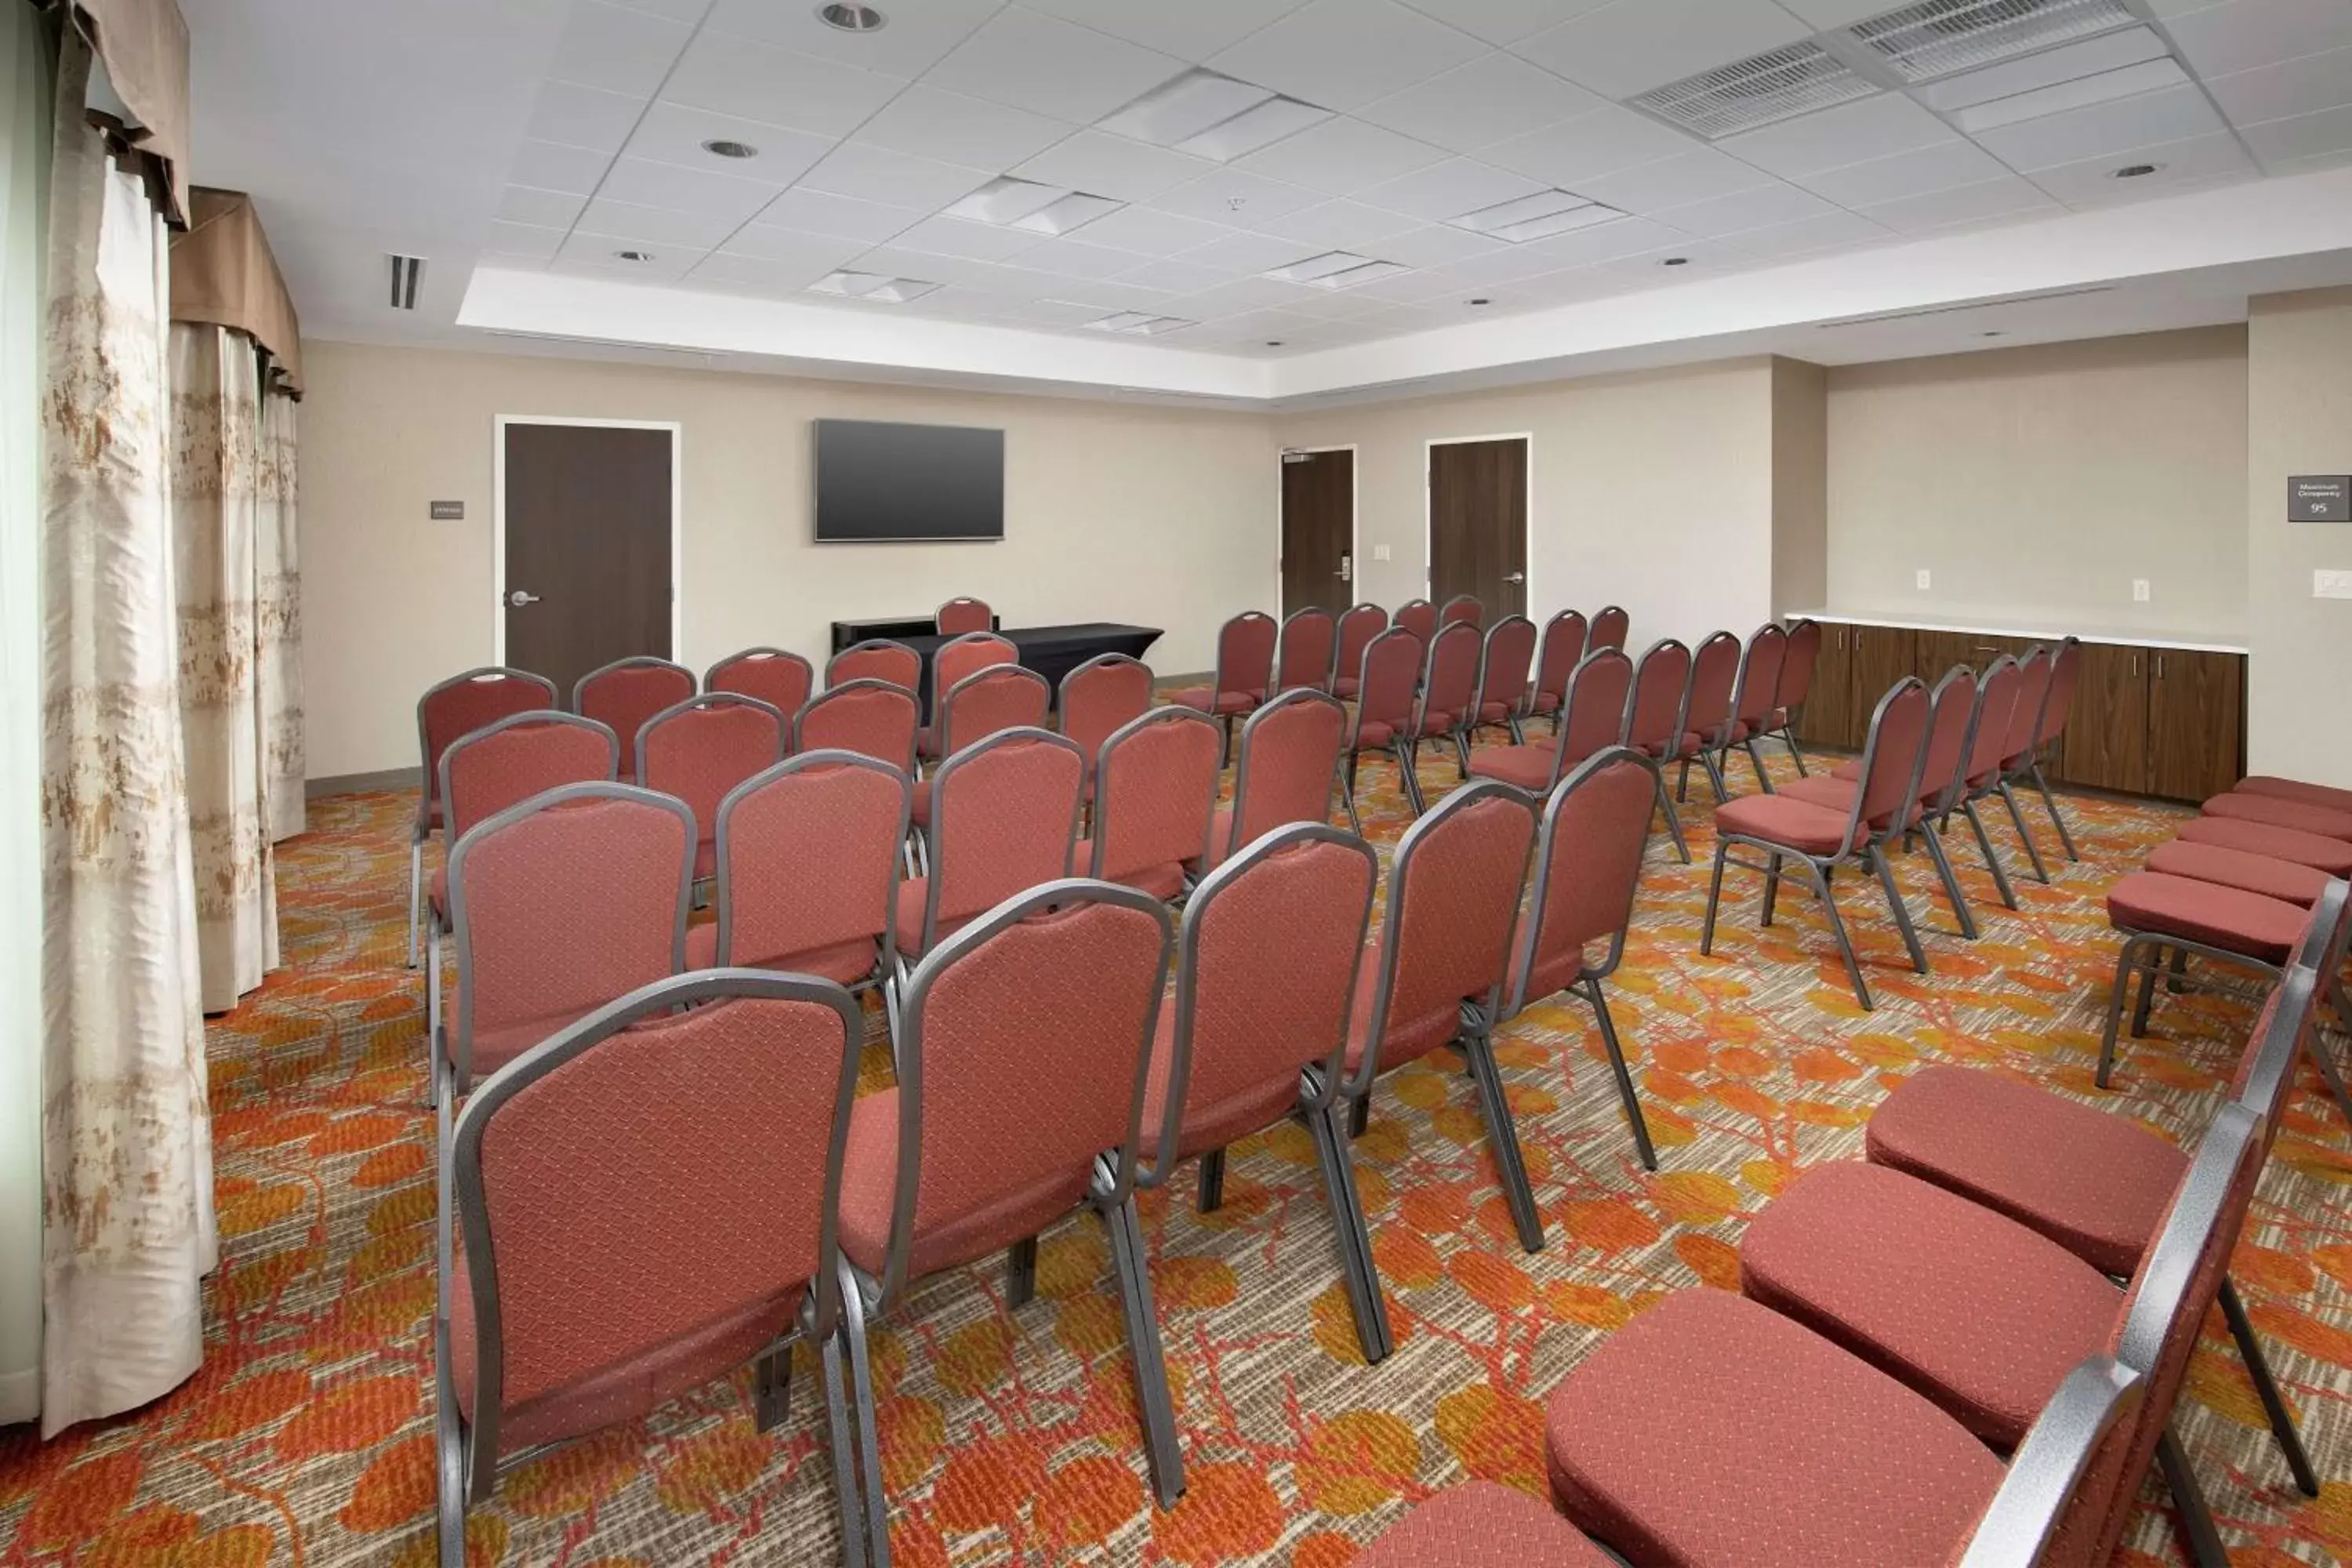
[[4, 745, 2350, 1567]]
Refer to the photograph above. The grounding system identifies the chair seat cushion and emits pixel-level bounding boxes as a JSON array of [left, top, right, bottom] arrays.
[[1352, 719, 1396, 750], [2203, 790, 2352, 840], [1545, 1289, 2004, 1568], [1639, 731, 1703, 761], [2107, 871, 2307, 964], [1830, 757, 1862, 782], [1526, 688, 1562, 716], [1468, 745, 1555, 791], [2175, 815, 2352, 877], [2238, 775, 2352, 814], [684, 922, 878, 985], [1355, 1483, 1615, 1568], [909, 788, 932, 829], [1170, 687, 1254, 716], [1345, 939, 1459, 1076], [835, 1087, 1091, 1280], [1738, 1161, 2120, 1450], [892, 877, 975, 957], [1779, 774, 1858, 812], [441, 996, 590, 1081], [1334, 676, 1359, 699], [2146, 839, 2329, 908], [1076, 838, 1185, 902], [1138, 1008, 1298, 1166], [1511, 938, 1602, 1011], [1415, 706, 1457, 735], [917, 724, 942, 760], [1867, 1065, 2185, 1278], [1715, 793, 1864, 857], [1478, 699, 1515, 723]]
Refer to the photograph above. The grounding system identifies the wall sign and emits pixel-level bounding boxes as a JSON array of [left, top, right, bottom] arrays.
[[430, 500, 466, 521], [2290, 476, 2350, 521]]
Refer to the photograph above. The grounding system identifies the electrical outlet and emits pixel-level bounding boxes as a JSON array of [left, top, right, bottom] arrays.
[[2132, 579, 2151, 602], [2316, 568, 2352, 600], [1372, 544, 1391, 561], [1915, 568, 1931, 591]]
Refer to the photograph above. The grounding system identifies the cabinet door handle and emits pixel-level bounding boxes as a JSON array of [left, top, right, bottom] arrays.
[[2154, 654, 2164, 678]]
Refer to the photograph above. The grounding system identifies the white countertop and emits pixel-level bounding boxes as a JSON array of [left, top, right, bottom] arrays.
[[1788, 610, 2249, 656]]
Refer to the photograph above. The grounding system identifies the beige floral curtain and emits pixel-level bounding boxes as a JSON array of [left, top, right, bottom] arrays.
[[258, 387, 302, 841], [38, 28, 214, 1436]]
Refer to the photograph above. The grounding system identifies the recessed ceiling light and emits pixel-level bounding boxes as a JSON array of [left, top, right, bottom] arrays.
[[1661, 256, 1690, 267], [946, 176, 1122, 236], [816, 2, 885, 32], [1467, 298, 1490, 307], [1265, 339, 1284, 347], [702, 139, 758, 160], [1450, 190, 1624, 245], [810, 270, 938, 304], [1098, 69, 1332, 162], [1084, 310, 1196, 336], [614, 249, 655, 263], [2111, 162, 2159, 179], [1266, 251, 1407, 289]]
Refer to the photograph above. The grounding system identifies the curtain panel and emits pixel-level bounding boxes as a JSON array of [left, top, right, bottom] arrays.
[[257, 387, 301, 840]]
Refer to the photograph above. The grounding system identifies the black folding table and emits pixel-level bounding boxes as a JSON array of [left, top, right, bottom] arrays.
[[893, 622, 1163, 717]]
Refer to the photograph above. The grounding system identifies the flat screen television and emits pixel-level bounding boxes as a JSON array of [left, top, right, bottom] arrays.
[[811, 419, 1004, 543]]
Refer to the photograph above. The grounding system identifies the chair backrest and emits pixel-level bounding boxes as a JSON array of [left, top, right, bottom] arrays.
[[1353, 628, 1423, 737], [1731, 622, 1788, 730], [1474, 615, 1538, 720], [712, 752, 909, 971], [1276, 608, 1338, 694], [877, 880, 1172, 1297], [1149, 825, 1377, 1175], [2002, 644, 2055, 766], [1534, 611, 1588, 706], [938, 663, 1050, 755], [1508, 748, 1657, 1012], [1962, 655, 2024, 790], [1913, 665, 1980, 816], [1091, 708, 1221, 887], [635, 694, 786, 853], [2032, 636, 2082, 750], [1624, 638, 1692, 752], [1058, 652, 1154, 770], [447, 783, 694, 1086], [1392, 597, 1436, 646], [440, 711, 619, 844], [1951, 1357, 2143, 1568], [922, 728, 1084, 947], [448, 971, 861, 1477], [1225, 690, 1345, 856], [1589, 604, 1629, 651], [1683, 630, 1742, 747], [418, 666, 558, 826], [1439, 593, 1483, 629], [1850, 677, 1933, 840], [1211, 611, 1279, 701], [572, 657, 695, 779], [1420, 620, 1483, 724], [793, 679, 919, 773], [1354, 781, 1538, 1083], [929, 630, 1016, 713], [1773, 618, 1820, 712], [1334, 604, 1388, 685], [1552, 648, 1637, 785], [704, 648, 813, 720], [826, 638, 920, 692], [936, 597, 991, 637]]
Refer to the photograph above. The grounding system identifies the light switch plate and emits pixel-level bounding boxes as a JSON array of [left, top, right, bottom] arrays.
[[2316, 568, 2352, 600], [1373, 544, 1391, 561], [1915, 568, 1931, 590], [2132, 579, 2150, 602]]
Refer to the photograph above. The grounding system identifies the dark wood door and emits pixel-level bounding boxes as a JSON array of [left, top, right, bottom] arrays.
[[503, 422, 673, 699], [2057, 641, 2149, 793], [1849, 625, 1918, 746], [1795, 622, 1856, 749], [2147, 648, 2244, 802], [1280, 448, 1355, 615], [1428, 437, 1528, 620]]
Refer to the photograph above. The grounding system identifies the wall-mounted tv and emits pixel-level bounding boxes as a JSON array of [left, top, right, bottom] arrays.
[[812, 418, 1004, 543]]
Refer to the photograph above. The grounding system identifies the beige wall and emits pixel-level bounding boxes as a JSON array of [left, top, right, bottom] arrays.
[[298, 340, 1278, 778], [2247, 289, 2352, 786], [1771, 356, 1828, 618], [1824, 328, 2249, 637]]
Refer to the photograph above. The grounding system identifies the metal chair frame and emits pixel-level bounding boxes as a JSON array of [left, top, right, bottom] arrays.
[[1764, 616, 1820, 774], [922, 630, 1018, 726], [1087, 706, 1221, 900], [791, 677, 920, 777], [410, 666, 557, 969], [825, 637, 921, 692], [1711, 622, 1786, 797], [707, 750, 911, 995], [1624, 637, 1695, 863], [703, 646, 814, 714], [1275, 606, 1339, 695], [1672, 629, 1744, 807], [1468, 614, 1539, 747], [1340, 627, 1425, 832], [1220, 688, 1347, 862], [1530, 609, 1588, 736]]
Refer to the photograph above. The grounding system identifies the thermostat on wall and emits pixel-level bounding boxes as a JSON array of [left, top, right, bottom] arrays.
[[2290, 477, 2349, 521]]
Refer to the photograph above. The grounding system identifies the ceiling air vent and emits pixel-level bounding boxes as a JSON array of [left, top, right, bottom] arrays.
[[1629, 40, 1878, 140], [1845, 0, 2140, 83], [387, 254, 425, 310]]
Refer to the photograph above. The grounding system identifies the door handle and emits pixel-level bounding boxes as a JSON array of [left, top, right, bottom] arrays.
[[508, 589, 541, 608], [1338, 554, 1352, 581], [1504, 572, 1526, 583]]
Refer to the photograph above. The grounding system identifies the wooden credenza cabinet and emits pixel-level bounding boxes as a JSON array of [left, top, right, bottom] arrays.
[[1790, 616, 2245, 803]]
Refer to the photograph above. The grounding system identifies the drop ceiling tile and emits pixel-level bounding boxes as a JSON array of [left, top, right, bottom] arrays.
[[1971, 83, 2227, 171], [2161, 0, 2352, 81], [1853, 174, 2061, 234], [1374, 223, 1510, 267], [2261, 141, 2352, 176], [1776, 0, 1903, 23], [1353, 156, 1546, 221], [1277, 285, 1418, 320], [692, 243, 866, 292], [887, 215, 1054, 263], [1655, 180, 1837, 236], [1519, 0, 1813, 100], [1015, 131, 1212, 202], [1018, 0, 1313, 58], [1182, 227, 1334, 272], [604, 0, 710, 21], [1593, 237, 1750, 279], [1250, 198, 1425, 249], [1233, 117, 1451, 194], [1073, 205, 1238, 255], [509, 140, 612, 195], [2240, 100, 2352, 163], [854, 87, 1076, 171], [664, 32, 907, 137], [742, 188, 924, 245], [701, 0, 998, 77], [574, 196, 742, 249], [1147, 167, 1326, 223], [926, 8, 1188, 124], [499, 185, 588, 227], [1720, 208, 1895, 259], [1436, 241, 1603, 286], [1521, 214, 1691, 265], [1111, 256, 1239, 292], [621, 101, 835, 178], [1356, 52, 1606, 154], [1207, 0, 1490, 113], [2027, 132, 2259, 204], [549, 1, 695, 97], [1002, 237, 1153, 281], [2206, 47, 2352, 125], [1570, 148, 1777, 214], [1343, 263, 1483, 303], [1791, 138, 2011, 206], [1180, 275, 1340, 315], [797, 142, 994, 211], [1716, 95, 1956, 180], [1395, 0, 1615, 46], [525, 82, 648, 154], [1481, 107, 1703, 188], [597, 155, 793, 225], [840, 247, 1011, 289], [485, 220, 569, 261]]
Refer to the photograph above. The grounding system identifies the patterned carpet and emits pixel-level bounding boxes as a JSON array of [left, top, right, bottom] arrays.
[[4, 741, 2350, 1568]]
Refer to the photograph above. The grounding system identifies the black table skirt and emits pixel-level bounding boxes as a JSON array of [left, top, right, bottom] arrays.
[[895, 622, 1163, 718]]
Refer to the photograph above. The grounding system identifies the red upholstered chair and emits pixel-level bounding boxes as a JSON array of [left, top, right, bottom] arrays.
[[1208, 689, 1345, 868], [1085, 708, 1221, 901], [436, 971, 862, 1568], [1701, 678, 1933, 1009], [935, 596, 991, 636], [2201, 788, 2352, 841], [704, 647, 812, 722], [918, 662, 1048, 779], [692, 751, 910, 989], [1526, 609, 1587, 732], [1470, 647, 1634, 796], [1987, 644, 2058, 884], [922, 630, 1017, 741], [1392, 597, 1436, 647], [830, 880, 1182, 1559], [1588, 604, 1629, 652], [1763, 616, 1820, 774], [411, 666, 557, 967], [2176, 813, 2352, 876], [1170, 611, 1277, 764], [2237, 775, 2352, 813], [1624, 637, 1695, 862], [1330, 603, 1387, 699], [2012, 633, 2083, 865], [826, 637, 921, 692], [1949, 653, 2028, 911], [1715, 622, 1785, 795], [894, 728, 1083, 985], [1506, 748, 1661, 1168], [1439, 593, 1483, 629], [1469, 615, 1538, 746], [572, 656, 695, 782], [1057, 651, 1153, 796], [635, 693, 786, 884], [1403, 619, 1483, 811], [1341, 627, 1424, 833], [793, 678, 919, 775], [1139, 825, 1388, 1359], [1275, 606, 1338, 694], [1342, 780, 1544, 1249], [1671, 630, 1742, 805]]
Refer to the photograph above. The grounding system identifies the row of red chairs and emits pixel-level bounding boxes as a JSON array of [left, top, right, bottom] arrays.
[[1356, 891, 2339, 1566]]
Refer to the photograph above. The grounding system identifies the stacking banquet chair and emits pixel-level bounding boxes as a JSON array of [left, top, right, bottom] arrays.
[[1765, 615, 1821, 774], [1085, 708, 1222, 901], [1469, 646, 1635, 796], [635, 692, 786, 886], [2009, 634, 2083, 866], [1207, 689, 1345, 868], [793, 679, 920, 775], [572, 656, 694, 783], [1984, 643, 2059, 884], [935, 595, 991, 635], [1056, 651, 1153, 797], [409, 666, 557, 967], [1505, 748, 1661, 1169], [2198, 781, 2352, 844], [1404, 619, 1483, 808], [1622, 637, 1695, 862], [1468, 614, 1537, 747], [1700, 677, 1933, 1010], [705, 646, 813, 720], [691, 751, 911, 993], [1588, 604, 1629, 652], [1169, 610, 1277, 764], [1526, 609, 1587, 734], [830, 880, 1184, 1563], [1734, 1095, 2275, 1567], [1139, 824, 1391, 1362], [826, 637, 921, 693], [1671, 630, 1741, 805], [1392, 597, 1436, 647], [2177, 809, 2352, 877], [1342, 780, 1547, 1250], [1330, 603, 1387, 699], [1274, 606, 1338, 694], [1942, 653, 2028, 914], [917, 661, 1047, 787], [1712, 621, 1787, 795], [919, 630, 1016, 753], [1439, 593, 1483, 629], [1340, 627, 1422, 833], [436, 970, 863, 1568]]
